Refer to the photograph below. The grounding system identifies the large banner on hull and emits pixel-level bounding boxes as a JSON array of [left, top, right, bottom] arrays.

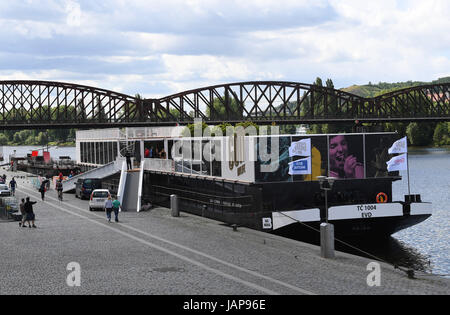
[[254, 133, 397, 183], [328, 134, 364, 179], [221, 136, 255, 182], [289, 135, 328, 182], [169, 133, 397, 183]]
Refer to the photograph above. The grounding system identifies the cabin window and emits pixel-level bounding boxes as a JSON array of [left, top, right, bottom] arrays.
[[202, 140, 212, 176], [80, 142, 86, 163], [90, 142, 95, 164], [106, 142, 111, 163], [113, 142, 118, 161], [182, 140, 191, 174], [211, 139, 222, 177], [167, 140, 174, 160], [143, 140, 165, 158]]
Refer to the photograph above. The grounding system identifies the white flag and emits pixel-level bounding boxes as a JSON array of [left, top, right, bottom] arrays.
[[388, 136, 408, 154], [289, 138, 311, 157], [386, 153, 408, 172], [289, 157, 312, 175]]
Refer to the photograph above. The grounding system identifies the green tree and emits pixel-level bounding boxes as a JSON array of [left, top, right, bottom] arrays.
[[13, 132, 22, 144], [0, 134, 8, 145], [310, 77, 324, 134], [406, 122, 435, 146], [185, 121, 209, 137], [433, 122, 449, 146], [24, 135, 37, 145], [207, 94, 243, 121], [36, 132, 48, 145], [235, 121, 259, 134]]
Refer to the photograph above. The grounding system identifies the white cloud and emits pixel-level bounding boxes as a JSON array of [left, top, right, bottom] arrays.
[[0, 0, 448, 96], [65, 0, 82, 27]]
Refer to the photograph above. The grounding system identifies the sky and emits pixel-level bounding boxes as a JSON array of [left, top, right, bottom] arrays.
[[0, 0, 449, 98]]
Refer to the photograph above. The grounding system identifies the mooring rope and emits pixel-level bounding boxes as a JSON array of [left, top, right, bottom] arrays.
[[276, 211, 449, 279]]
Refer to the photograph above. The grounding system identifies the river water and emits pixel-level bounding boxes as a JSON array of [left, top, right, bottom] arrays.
[[1, 145, 448, 277], [390, 149, 449, 277], [338, 148, 450, 278]]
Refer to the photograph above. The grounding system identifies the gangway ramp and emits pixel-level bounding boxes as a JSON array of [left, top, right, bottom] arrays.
[[62, 160, 122, 192]]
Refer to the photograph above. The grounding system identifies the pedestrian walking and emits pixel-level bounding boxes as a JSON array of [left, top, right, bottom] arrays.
[[105, 195, 113, 222], [39, 180, 47, 201], [112, 197, 121, 223], [24, 197, 37, 228], [9, 177, 17, 196], [56, 179, 63, 201], [19, 198, 27, 227]]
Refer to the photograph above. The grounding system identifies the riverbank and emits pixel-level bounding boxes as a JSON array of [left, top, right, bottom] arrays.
[[408, 146, 450, 152], [1, 142, 75, 147]]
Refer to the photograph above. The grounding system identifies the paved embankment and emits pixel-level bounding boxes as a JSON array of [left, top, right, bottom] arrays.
[[0, 169, 448, 295]]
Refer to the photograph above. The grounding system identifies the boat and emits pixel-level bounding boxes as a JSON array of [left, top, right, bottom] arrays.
[[11, 149, 80, 178], [75, 126, 432, 240]]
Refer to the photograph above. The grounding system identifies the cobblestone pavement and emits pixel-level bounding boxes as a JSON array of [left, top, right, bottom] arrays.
[[0, 170, 448, 295]]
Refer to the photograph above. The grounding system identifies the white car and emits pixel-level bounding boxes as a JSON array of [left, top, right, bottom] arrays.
[[0, 184, 11, 197], [89, 189, 110, 211]]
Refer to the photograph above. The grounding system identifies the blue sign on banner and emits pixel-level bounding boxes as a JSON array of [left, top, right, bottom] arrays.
[[292, 160, 308, 171], [288, 157, 311, 175]]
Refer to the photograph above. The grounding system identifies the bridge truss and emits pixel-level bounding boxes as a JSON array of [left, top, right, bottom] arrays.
[[0, 80, 448, 129]]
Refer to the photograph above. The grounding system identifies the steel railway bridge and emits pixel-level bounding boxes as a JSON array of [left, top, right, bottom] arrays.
[[0, 80, 448, 129]]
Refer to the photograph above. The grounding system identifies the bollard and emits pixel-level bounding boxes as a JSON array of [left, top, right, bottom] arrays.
[[320, 223, 335, 258], [171, 194, 179, 217]]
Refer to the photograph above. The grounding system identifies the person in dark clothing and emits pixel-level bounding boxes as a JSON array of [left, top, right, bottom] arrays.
[[39, 180, 47, 201], [24, 197, 37, 228], [125, 150, 132, 170], [56, 179, 63, 201], [9, 177, 17, 196]]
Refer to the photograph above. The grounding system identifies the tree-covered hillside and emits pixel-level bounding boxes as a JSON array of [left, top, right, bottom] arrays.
[[341, 76, 450, 147], [341, 76, 450, 98]]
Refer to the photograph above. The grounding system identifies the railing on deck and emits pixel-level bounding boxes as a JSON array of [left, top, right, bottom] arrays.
[[143, 158, 174, 172]]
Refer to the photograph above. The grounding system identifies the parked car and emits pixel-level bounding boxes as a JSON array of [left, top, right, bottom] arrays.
[[0, 184, 11, 197], [75, 178, 102, 199], [89, 189, 110, 211]]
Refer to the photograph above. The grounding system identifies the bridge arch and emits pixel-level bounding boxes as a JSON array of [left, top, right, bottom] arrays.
[[371, 83, 450, 119], [155, 81, 366, 124], [0, 80, 449, 129], [0, 80, 141, 129]]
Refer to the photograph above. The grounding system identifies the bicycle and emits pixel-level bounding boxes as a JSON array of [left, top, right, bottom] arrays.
[[57, 189, 63, 201]]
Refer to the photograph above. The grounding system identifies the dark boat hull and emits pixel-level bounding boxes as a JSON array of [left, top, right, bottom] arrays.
[[142, 171, 432, 240]]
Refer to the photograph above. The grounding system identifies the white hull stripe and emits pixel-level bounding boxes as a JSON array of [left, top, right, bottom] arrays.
[[410, 202, 432, 215], [328, 203, 403, 221], [272, 209, 320, 230]]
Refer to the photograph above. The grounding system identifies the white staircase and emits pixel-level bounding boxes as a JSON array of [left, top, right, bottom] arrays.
[[117, 161, 144, 212]]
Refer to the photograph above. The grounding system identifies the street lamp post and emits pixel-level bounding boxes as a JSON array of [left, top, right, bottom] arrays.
[[317, 176, 337, 258]]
